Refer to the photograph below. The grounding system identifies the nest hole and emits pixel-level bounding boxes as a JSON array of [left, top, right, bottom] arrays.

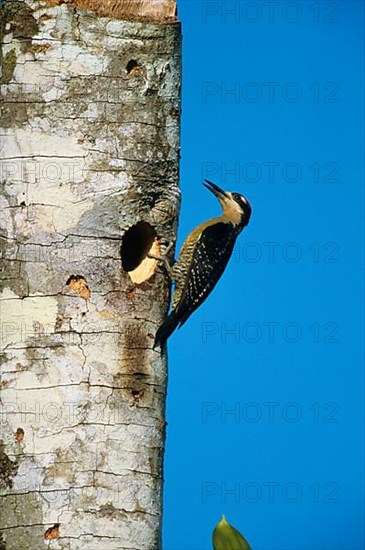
[[121, 222, 159, 284], [121, 222, 156, 271], [126, 59, 139, 74]]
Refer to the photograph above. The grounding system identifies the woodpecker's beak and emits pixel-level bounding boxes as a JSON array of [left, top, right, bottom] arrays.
[[203, 180, 228, 200]]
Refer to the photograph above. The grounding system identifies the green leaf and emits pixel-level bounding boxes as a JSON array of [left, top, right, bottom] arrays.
[[212, 515, 252, 550]]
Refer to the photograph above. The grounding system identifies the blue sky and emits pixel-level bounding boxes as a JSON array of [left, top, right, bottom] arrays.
[[163, 1, 364, 549]]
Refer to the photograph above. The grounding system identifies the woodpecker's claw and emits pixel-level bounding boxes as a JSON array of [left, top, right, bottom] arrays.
[[162, 241, 174, 256], [147, 241, 175, 279]]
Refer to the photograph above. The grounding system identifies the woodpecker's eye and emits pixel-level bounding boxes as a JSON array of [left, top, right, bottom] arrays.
[[233, 193, 242, 202]]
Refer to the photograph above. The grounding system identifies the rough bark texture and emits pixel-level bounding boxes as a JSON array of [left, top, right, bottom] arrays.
[[0, 1, 181, 548], [48, 0, 178, 22]]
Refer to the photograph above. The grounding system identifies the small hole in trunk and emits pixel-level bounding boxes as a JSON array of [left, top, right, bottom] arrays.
[[126, 59, 138, 74]]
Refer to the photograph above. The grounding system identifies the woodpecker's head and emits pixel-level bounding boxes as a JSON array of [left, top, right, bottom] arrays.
[[203, 180, 252, 229]]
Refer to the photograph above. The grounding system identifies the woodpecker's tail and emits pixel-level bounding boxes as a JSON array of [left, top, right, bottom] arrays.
[[154, 311, 180, 348]]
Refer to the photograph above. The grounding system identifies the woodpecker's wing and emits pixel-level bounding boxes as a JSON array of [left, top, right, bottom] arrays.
[[173, 221, 238, 328]]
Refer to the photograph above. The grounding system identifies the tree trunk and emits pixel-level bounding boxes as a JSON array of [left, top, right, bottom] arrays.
[[0, 1, 180, 548]]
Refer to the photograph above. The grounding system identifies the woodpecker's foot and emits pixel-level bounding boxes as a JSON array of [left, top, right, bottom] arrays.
[[148, 242, 174, 279], [159, 241, 174, 257]]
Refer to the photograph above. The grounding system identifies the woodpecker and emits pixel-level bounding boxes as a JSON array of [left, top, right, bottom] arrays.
[[154, 180, 252, 347]]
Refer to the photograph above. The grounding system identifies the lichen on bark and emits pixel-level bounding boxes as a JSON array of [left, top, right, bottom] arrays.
[[0, 1, 39, 42], [1, 49, 17, 85]]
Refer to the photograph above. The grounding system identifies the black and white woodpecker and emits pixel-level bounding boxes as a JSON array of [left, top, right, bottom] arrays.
[[154, 180, 252, 347]]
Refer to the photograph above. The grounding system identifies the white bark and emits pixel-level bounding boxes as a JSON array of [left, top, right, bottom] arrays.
[[0, 1, 180, 548]]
